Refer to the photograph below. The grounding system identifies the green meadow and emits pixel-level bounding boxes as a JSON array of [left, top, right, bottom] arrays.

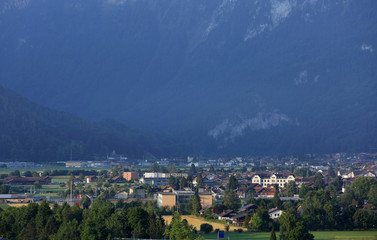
[[202, 231, 377, 240]]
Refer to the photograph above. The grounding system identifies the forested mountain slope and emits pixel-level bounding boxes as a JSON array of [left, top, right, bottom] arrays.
[[0, 85, 181, 161]]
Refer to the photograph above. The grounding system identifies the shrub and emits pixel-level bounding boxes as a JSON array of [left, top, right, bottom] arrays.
[[200, 223, 213, 234], [225, 225, 230, 232]]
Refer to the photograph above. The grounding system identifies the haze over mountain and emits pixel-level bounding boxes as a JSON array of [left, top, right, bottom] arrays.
[[0, 0, 376, 155], [0, 85, 182, 161]]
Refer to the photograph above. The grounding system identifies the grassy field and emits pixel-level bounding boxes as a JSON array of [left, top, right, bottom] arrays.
[[202, 231, 377, 240], [51, 176, 70, 183], [163, 215, 247, 232]]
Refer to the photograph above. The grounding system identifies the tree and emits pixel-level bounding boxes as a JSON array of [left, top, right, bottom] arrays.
[[286, 181, 297, 197], [200, 223, 213, 233], [227, 175, 239, 190], [164, 212, 197, 240], [186, 189, 201, 214], [353, 209, 372, 230], [0, 183, 9, 194], [313, 172, 324, 190], [35, 200, 53, 239], [278, 208, 297, 240], [168, 176, 177, 189], [288, 221, 314, 240], [9, 170, 20, 177], [34, 181, 42, 189], [327, 166, 336, 178], [23, 171, 33, 177], [222, 190, 241, 211], [191, 189, 202, 214], [209, 165, 215, 173], [255, 206, 272, 232], [147, 213, 165, 239], [179, 177, 188, 190], [323, 201, 339, 229], [150, 162, 160, 172], [81, 195, 91, 209], [189, 164, 197, 175], [350, 177, 377, 205], [270, 227, 277, 240], [127, 207, 149, 238], [299, 184, 309, 198], [250, 213, 262, 232], [368, 184, 377, 207], [196, 174, 204, 188], [333, 176, 343, 192], [243, 213, 251, 229], [273, 189, 282, 209]]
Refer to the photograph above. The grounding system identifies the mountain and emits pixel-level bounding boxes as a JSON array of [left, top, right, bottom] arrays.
[[0, 85, 183, 162], [0, 0, 376, 155]]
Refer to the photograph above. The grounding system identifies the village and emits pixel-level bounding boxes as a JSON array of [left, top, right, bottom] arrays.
[[0, 152, 376, 231]]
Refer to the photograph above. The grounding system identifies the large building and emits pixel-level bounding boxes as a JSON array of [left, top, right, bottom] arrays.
[[140, 172, 189, 186], [143, 172, 189, 178], [65, 161, 86, 168], [252, 172, 295, 188], [139, 177, 168, 187], [0, 194, 34, 203], [157, 190, 212, 209], [122, 172, 139, 181]]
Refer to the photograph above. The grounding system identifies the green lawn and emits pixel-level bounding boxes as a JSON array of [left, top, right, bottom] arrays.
[[51, 176, 71, 183], [0, 203, 10, 210], [202, 231, 377, 240]]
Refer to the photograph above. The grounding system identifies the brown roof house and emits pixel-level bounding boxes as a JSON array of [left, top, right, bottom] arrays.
[[4, 176, 51, 185]]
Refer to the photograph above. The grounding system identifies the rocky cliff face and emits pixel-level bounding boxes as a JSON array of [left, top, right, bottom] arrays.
[[1, 0, 376, 154]]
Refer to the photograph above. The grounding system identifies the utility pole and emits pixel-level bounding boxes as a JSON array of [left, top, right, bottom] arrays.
[[70, 178, 73, 204]]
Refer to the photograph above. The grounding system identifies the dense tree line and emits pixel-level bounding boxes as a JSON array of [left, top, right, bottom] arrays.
[[0, 198, 207, 240], [0, 199, 168, 240], [241, 177, 377, 237]]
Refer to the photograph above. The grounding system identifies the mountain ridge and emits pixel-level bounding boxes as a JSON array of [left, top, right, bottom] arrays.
[[0, 0, 376, 155], [0, 85, 184, 161]]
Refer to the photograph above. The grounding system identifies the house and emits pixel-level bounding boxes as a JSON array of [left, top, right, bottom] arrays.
[[256, 186, 276, 198], [129, 186, 146, 199], [114, 191, 129, 199], [73, 178, 83, 185], [236, 187, 247, 199], [161, 185, 175, 192], [211, 188, 223, 200], [361, 171, 377, 178], [110, 176, 124, 183], [218, 210, 236, 221], [337, 171, 355, 179], [239, 204, 258, 215], [3, 176, 51, 185], [230, 213, 247, 226], [122, 172, 139, 181], [269, 208, 283, 221], [86, 176, 98, 183], [295, 177, 312, 188]]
